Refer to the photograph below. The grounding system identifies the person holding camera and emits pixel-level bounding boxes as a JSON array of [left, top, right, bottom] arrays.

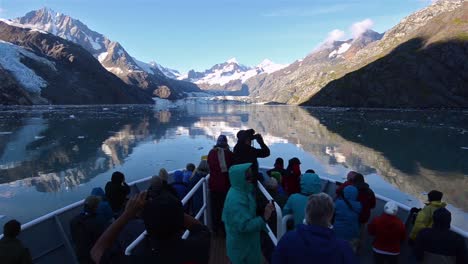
[[233, 129, 270, 178]]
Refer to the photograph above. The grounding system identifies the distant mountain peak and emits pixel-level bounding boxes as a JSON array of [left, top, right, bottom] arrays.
[[226, 57, 238, 64]]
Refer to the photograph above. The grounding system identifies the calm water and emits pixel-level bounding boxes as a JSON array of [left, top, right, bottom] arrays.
[[0, 102, 467, 230]]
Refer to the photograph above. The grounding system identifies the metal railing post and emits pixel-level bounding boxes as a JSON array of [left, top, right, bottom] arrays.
[[202, 178, 208, 225]]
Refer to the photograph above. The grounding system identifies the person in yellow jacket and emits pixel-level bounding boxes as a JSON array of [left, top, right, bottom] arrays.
[[409, 190, 446, 241]]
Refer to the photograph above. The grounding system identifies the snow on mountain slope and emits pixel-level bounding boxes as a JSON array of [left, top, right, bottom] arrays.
[[181, 58, 287, 86], [0, 40, 56, 93]]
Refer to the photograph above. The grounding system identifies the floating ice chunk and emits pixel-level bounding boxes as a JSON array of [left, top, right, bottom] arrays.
[[77, 136, 85, 139], [0, 132, 12, 135], [461, 147, 468, 150], [357, 134, 362, 138], [69, 115, 76, 119], [197, 147, 204, 150], [102, 108, 109, 111], [34, 136, 45, 139], [384, 128, 388, 131]]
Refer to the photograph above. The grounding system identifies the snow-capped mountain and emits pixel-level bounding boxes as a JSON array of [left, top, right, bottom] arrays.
[[12, 7, 200, 99], [180, 57, 287, 91]]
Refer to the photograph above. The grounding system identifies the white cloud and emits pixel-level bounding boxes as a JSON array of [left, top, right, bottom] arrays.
[[324, 29, 346, 44], [350, 18, 374, 38]]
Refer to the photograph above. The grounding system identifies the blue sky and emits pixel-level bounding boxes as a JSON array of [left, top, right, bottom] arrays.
[[1, 0, 432, 72]]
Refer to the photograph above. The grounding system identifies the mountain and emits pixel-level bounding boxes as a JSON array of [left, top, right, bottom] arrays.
[[245, 0, 468, 107], [244, 30, 383, 104], [179, 58, 287, 93], [13, 7, 200, 99], [302, 0, 468, 108], [0, 21, 153, 104]]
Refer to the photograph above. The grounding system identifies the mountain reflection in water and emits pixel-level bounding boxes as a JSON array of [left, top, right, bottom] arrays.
[[0, 103, 467, 230]]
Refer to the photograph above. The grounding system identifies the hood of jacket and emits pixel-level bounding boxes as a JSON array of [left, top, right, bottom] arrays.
[[300, 173, 321, 195], [426, 201, 447, 208], [173, 170, 184, 182], [229, 163, 253, 193], [91, 187, 106, 198], [343, 186, 358, 201]]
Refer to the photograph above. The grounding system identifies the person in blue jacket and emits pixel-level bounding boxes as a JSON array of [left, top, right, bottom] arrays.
[[171, 170, 189, 201], [283, 171, 321, 227], [222, 163, 275, 264], [334, 185, 362, 250], [273, 193, 357, 264], [90, 187, 114, 228]]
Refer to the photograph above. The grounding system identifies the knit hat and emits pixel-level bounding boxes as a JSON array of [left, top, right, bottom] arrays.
[[346, 171, 359, 181], [216, 135, 228, 148], [143, 193, 184, 239], [84, 195, 101, 213], [428, 190, 443, 202], [91, 187, 106, 198], [264, 177, 278, 191], [384, 201, 398, 216], [158, 168, 169, 182], [433, 207, 451, 229]]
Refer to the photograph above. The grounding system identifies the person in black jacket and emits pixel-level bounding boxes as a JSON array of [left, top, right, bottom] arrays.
[[233, 129, 270, 179], [70, 195, 105, 264], [105, 171, 130, 213], [91, 192, 211, 264], [0, 219, 32, 264], [414, 207, 466, 264]]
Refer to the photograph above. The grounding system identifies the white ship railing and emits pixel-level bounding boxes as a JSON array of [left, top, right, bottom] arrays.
[[125, 174, 284, 255]]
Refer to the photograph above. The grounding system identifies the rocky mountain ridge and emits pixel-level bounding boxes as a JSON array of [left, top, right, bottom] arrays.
[[13, 7, 200, 99], [0, 21, 153, 104]]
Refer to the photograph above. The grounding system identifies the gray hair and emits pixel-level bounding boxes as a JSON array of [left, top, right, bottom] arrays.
[[305, 193, 334, 227]]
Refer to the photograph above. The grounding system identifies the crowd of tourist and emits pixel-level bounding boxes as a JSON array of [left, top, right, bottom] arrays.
[[1, 128, 466, 264]]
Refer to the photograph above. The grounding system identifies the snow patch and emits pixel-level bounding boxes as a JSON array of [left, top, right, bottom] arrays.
[[98, 52, 108, 62], [133, 58, 155, 74], [0, 40, 56, 93], [329, 43, 351, 58], [226, 57, 238, 64], [88, 36, 102, 50], [256, 59, 288, 74]]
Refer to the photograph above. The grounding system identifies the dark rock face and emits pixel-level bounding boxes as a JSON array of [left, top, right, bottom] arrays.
[[302, 1, 468, 108], [0, 21, 154, 105], [247, 0, 468, 107], [0, 67, 33, 105], [303, 39, 468, 108]]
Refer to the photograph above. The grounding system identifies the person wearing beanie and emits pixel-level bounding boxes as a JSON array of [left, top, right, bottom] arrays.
[[333, 185, 362, 251], [232, 129, 270, 178], [410, 190, 446, 241], [0, 219, 32, 264], [368, 201, 406, 263], [415, 208, 466, 264], [282, 157, 302, 195], [283, 172, 322, 227], [90, 187, 114, 228], [105, 171, 130, 214], [207, 134, 234, 235], [222, 163, 275, 264], [70, 195, 106, 264], [91, 192, 211, 264], [335, 171, 359, 198], [267, 158, 288, 182]]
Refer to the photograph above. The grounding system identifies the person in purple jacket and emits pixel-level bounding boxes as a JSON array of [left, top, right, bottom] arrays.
[[272, 193, 357, 264]]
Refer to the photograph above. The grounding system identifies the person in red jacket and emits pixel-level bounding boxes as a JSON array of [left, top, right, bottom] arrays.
[[335, 171, 358, 198], [353, 173, 376, 224], [282, 157, 301, 195], [207, 134, 233, 235], [368, 201, 406, 264]]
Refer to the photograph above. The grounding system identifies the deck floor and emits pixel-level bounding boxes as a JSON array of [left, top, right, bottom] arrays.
[[209, 234, 230, 264]]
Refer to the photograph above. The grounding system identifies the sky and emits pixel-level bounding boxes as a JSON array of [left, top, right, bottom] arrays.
[[0, 0, 434, 72]]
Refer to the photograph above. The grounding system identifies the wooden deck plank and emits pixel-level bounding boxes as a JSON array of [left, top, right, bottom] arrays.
[[209, 234, 229, 264]]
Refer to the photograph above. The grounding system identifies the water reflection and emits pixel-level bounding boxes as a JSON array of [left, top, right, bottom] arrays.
[[0, 104, 467, 228]]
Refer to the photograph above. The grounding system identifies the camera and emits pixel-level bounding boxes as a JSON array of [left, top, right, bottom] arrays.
[[246, 129, 256, 140]]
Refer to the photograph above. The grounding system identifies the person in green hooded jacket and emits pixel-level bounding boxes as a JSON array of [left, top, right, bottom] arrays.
[[283, 171, 322, 227], [222, 163, 276, 264]]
